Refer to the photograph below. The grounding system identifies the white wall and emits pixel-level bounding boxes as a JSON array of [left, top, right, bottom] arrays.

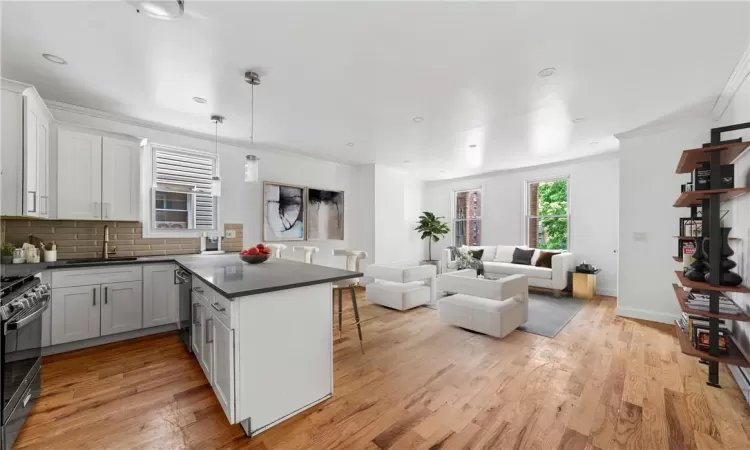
[[617, 120, 713, 322], [423, 152, 620, 295], [47, 106, 368, 268]]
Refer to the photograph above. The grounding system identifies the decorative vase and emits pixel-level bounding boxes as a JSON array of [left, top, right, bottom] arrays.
[[703, 227, 743, 286], [685, 236, 708, 281]]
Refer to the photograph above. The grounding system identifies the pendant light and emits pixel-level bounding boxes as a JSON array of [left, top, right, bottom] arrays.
[[244, 71, 261, 183], [211, 114, 224, 197]]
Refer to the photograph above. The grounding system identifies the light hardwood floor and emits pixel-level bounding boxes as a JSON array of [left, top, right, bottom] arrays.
[[15, 290, 750, 449]]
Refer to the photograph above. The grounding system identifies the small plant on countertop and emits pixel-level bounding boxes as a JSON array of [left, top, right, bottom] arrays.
[[1, 242, 16, 256]]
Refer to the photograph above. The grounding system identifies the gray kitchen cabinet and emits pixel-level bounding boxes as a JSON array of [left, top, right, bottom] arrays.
[[100, 281, 143, 336], [143, 264, 178, 328], [211, 314, 235, 423], [51, 285, 101, 345], [192, 290, 213, 384]]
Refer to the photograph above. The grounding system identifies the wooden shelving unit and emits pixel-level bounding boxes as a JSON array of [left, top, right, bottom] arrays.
[[674, 270, 750, 294], [671, 283, 750, 322], [673, 187, 750, 207], [672, 123, 750, 387], [675, 141, 750, 174], [673, 322, 750, 368]]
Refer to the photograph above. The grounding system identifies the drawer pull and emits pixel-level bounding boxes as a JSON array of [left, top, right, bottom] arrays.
[[211, 303, 226, 313]]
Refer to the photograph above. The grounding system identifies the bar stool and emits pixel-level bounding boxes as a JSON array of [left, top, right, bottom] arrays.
[[263, 243, 287, 259], [293, 246, 320, 264], [332, 250, 367, 354]]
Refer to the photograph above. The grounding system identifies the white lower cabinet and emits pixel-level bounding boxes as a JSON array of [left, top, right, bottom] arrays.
[[143, 264, 178, 328], [192, 291, 213, 384], [50, 285, 101, 345], [212, 316, 235, 423], [100, 281, 143, 336]]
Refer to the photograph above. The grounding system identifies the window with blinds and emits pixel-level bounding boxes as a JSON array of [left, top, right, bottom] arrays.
[[152, 147, 217, 231]]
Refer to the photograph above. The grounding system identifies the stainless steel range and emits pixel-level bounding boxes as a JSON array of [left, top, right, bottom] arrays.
[[0, 275, 50, 450]]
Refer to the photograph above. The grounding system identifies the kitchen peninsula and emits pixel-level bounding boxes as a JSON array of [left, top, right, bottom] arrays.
[[2, 255, 361, 437]]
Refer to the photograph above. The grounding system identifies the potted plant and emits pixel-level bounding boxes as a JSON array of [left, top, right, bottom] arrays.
[[415, 211, 450, 265], [1, 242, 16, 264]]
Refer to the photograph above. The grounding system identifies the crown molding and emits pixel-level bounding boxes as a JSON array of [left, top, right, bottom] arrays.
[[42, 99, 351, 165], [712, 44, 750, 121]]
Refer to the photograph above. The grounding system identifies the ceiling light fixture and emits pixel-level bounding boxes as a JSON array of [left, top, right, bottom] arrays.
[[589, 141, 599, 145], [572, 118, 585, 123], [537, 68, 556, 78], [244, 71, 261, 183], [412, 117, 424, 123], [403, 160, 411, 163], [129, 0, 184, 20], [42, 53, 67, 65], [192, 97, 207, 104], [346, 142, 355, 147], [210, 115, 224, 197], [468, 144, 478, 148]]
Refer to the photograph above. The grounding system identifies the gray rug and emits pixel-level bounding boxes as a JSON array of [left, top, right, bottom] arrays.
[[427, 292, 585, 338], [518, 294, 586, 337]]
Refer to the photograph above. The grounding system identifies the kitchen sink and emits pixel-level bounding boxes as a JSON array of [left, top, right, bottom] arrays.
[[64, 257, 138, 264]]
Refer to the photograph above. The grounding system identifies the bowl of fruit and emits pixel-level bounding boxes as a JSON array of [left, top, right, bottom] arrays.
[[239, 244, 272, 264]]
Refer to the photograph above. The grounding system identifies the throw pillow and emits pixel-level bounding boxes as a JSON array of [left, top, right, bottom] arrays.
[[469, 249, 484, 260], [511, 247, 535, 265], [535, 251, 559, 268]]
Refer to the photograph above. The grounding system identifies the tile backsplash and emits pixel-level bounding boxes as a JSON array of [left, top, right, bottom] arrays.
[[0, 219, 243, 260]]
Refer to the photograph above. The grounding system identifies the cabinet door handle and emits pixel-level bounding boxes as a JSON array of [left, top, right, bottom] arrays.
[[211, 303, 225, 313], [206, 318, 213, 344], [93, 288, 96, 306], [104, 287, 108, 305], [104, 202, 110, 219], [28, 191, 37, 213], [93, 202, 100, 218], [194, 287, 204, 294], [192, 303, 199, 325], [40, 196, 48, 215]]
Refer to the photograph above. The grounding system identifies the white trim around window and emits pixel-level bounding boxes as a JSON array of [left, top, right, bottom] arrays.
[[523, 176, 571, 251], [452, 187, 483, 247], [141, 142, 220, 238]]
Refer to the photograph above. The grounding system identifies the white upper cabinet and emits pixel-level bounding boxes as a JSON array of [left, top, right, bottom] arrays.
[[57, 128, 103, 219], [57, 127, 140, 221], [102, 137, 140, 221], [1, 80, 53, 217]]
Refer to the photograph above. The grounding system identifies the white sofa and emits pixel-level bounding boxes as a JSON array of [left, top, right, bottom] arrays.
[[441, 245, 574, 297], [437, 269, 528, 338]]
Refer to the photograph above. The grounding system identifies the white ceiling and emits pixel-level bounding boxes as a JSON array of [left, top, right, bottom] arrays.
[[3, 1, 749, 180]]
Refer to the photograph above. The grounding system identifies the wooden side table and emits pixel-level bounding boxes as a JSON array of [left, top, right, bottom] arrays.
[[572, 272, 597, 300]]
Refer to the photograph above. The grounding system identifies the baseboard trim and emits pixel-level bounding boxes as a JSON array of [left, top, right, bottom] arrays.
[[43, 324, 178, 356], [616, 307, 676, 324], [597, 288, 617, 297]]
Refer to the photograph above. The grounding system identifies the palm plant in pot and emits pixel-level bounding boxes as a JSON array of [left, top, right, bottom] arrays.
[[415, 212, 450, 264]]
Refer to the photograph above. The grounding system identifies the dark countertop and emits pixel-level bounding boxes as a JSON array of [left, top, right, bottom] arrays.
[[1, 254, 362, 299]]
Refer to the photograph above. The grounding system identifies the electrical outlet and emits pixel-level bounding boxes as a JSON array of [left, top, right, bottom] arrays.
[[225, 229, 237, 239]]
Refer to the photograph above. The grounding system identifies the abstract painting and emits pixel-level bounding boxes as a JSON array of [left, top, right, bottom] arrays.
[[307, 188, 344, 240], [263, 182, 305, 241]]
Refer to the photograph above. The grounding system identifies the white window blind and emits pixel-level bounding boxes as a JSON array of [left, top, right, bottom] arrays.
[[153, 148, 216, 230]]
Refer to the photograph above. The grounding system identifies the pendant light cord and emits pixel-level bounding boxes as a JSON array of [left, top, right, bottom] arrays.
[[250, 83, 255, 144]]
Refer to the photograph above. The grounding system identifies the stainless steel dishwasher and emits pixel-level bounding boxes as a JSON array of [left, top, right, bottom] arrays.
[[174, 268, 192, 353]]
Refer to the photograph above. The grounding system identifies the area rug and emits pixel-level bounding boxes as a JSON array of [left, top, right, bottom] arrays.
[[426, 292, 585, 338], [518, 294, 586, 337]]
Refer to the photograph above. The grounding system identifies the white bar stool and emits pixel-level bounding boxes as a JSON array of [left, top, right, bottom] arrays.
[[293, 246, 320, 264], [263, 243, 287, 259], [332, 250, 367, 354]]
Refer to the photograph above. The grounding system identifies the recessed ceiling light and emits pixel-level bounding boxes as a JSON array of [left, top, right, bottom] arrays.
[[403, 160, 411, 163], [346, 142, 355, 147], [537, 68, 556, 78], [572, 118, 585, 123], [589, 141, 599, 145], [468, 144, 478, 148], [129, 0, 185, 20], [42, 53, 67, 65], [412, 117, 424, 123], [192, 97, 207, 104]]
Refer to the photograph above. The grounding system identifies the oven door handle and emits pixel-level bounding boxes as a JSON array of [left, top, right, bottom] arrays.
[[6, 298, 50, 334]]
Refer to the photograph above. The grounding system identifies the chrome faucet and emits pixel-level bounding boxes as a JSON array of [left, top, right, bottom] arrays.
[[102, 225, 117, 260]]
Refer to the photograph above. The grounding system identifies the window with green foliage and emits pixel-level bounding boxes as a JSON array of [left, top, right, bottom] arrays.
[[527, 178, 568, 250]]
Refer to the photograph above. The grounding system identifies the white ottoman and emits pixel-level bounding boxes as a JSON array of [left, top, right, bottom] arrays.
[[437, 270, 528, 338], [365, 264, 436, 311]]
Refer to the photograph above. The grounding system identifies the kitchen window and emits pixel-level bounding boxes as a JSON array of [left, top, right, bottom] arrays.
[[526, 177, 569, 250], [147, 144, 218, 235], [453, 188, 482, 246]]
